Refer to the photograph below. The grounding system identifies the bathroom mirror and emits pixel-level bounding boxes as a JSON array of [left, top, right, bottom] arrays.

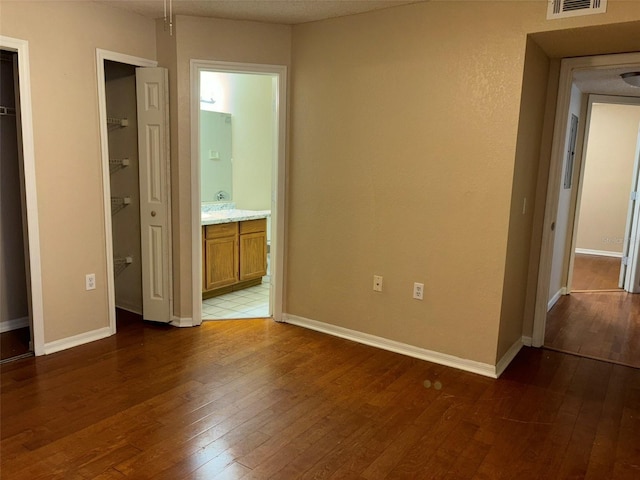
[[200, 109, 232, 203]]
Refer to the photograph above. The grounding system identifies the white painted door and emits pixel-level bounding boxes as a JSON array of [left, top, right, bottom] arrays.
[[621, 124, 640, 293], [136, 67, 172, 322]]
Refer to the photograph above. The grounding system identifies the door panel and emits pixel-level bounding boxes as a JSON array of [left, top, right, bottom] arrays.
[[136, 67, 171, 322], [624, 124, 640, 293]]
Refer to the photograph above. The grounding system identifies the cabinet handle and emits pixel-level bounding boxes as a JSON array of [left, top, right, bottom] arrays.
[[151, 211, 157, 217]]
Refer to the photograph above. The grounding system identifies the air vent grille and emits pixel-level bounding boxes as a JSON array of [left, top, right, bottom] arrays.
[[548, 0, 607, 19]]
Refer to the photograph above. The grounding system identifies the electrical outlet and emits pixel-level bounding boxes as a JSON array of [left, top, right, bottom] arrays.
[[373, 275, 383, 292], [413, 282, 424, 300], [86, 273, 96, 291]]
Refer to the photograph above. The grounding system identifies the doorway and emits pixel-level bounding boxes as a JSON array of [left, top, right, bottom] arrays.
[[0, 49, 31, 361], [191, 61, 287, 325], [97, 50, 172, 332], [569, 98, 640, 293], [0, 37, 44, 359], [535, 54, 640, 367]]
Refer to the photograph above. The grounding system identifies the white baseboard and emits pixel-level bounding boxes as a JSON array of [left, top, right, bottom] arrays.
[[171, 316, 194, 327], [115, 303, 142, 315], [547, 289, 563, 311], [575, 248, 622, 258], [522, 335, 533, 347], [44, 327, 112, 355], [0, 316, 30, 333], [496, 338, 523, 378], [283, 314, 498, 378]]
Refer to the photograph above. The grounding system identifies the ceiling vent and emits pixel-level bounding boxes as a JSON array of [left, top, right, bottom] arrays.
[[547, 0, 607, 20]]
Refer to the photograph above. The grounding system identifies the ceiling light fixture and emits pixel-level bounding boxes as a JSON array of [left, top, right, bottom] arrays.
[[620, 72, 640, 87]]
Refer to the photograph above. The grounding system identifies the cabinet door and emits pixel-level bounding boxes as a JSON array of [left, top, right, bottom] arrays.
[[204, 235, 238, 290], [239, 231, 267, 281]]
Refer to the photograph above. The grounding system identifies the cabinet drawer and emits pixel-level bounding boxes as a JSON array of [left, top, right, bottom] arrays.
[[239, 218, 266, 235], [204, 222, 238, 239]]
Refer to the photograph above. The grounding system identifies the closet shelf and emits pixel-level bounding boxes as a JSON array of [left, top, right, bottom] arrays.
[[0, 106, 16, 116], [109, 158, 130, 167], [114, 256, 133, 266], [111, 196, 132, 206], [114, 255, 133, 276], [107, 116, 129, 127]]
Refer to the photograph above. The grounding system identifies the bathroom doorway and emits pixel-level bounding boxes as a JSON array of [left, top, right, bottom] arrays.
[[191, 61, 286, 324]]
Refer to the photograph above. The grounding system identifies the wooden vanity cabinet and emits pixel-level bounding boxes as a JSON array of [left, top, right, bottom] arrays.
[[239, 219, 268, 282], [203, 222, 238, 291], [202, 218, 267, 298]]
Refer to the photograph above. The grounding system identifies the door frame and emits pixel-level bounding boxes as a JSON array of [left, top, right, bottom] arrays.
[[96, 49, 157, 334], [567, 94, 640, 293], [532, 52, 640, 347], [0, 35, 44, 355], [190, 60, 287, 326], [623, 123, 640, 292]]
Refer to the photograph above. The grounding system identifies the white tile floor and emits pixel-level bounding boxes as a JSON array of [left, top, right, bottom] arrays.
[[202, 280, 270, 320]]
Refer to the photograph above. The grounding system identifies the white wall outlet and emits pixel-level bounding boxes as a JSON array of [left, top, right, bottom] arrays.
[[373, 275, 383, 292], [413, 282, 424, 300], [86, 273, 96, 291]]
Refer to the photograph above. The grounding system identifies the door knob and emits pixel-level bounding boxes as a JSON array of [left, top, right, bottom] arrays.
[[151, 211, 157, 217]]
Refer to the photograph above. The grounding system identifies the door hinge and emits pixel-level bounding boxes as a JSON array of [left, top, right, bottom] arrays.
[[632, 191, 638, 201], [623, 256, 630, 266]]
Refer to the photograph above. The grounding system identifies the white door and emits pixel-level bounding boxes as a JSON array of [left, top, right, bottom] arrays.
[[136, 67, 172, 322], [621, 124, 640, 293]]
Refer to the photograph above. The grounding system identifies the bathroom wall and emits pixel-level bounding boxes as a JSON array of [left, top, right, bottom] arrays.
[[199, 72, 274, 211], [228, 73, 274, 211], [105, 61, 143, 314], [575, 102, 640, 255]]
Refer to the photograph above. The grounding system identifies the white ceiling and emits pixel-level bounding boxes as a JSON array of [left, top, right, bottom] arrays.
[[574, 67, 640, 98], [96, 0, 428, 25]]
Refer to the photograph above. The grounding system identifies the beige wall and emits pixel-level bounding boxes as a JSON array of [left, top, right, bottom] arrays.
[[0, 1, 156, 342], [166, 15, 291, 318], [289, 1, 640, 365], [497, 37, 549, 361], [575, 103, 640, 254], [3, 0, 640, 364]]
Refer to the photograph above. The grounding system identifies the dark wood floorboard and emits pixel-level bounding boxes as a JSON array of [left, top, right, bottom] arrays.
[[2, 317, 639, 479], [546, 292, 640, 368], [0, 327, 31, 361], [571, 254, 622, 291]]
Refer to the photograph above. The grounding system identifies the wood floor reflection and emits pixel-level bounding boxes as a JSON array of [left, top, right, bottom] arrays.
[[547, 252, 640, 368], [3, 317, 639, 478]]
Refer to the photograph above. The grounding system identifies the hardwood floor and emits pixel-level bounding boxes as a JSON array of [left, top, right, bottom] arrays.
[[546, 291, 640, 368], [2, 316, 640, 479], [571, 254, 622, 291], [0, 327, 31, 361]]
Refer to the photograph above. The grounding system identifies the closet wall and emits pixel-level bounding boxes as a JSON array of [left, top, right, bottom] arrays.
[[105, 61, 142, 314], [0, 50, 29, 333]]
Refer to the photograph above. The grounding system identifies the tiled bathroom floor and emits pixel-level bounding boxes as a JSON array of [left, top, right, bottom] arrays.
[[202, 281, 270, 320]]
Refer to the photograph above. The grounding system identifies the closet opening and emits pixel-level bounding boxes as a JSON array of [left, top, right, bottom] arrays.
[[0, 49, 33, 362], [104, 60, 144, 326], [98, 50, 171, 332]]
